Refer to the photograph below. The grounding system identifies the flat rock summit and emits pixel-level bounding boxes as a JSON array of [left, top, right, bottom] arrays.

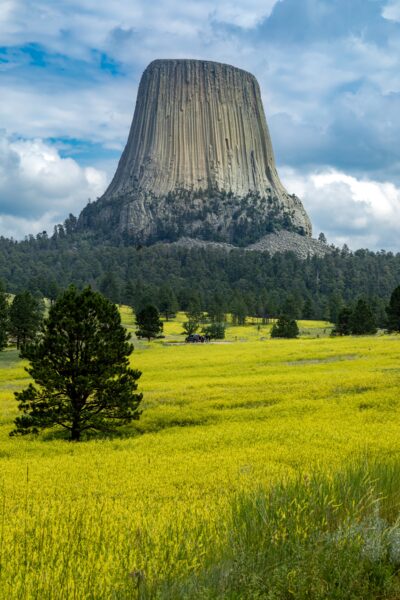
[[80, 59, 326, 256]]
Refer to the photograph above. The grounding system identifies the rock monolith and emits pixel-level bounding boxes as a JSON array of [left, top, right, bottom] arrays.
[[80, 59, 312, 245]]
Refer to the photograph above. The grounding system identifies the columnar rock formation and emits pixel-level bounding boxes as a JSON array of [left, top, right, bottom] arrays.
[[80, 59, 312, 246]]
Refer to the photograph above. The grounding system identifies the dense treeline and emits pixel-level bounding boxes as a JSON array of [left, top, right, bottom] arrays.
[[0, 224, 400, 326]]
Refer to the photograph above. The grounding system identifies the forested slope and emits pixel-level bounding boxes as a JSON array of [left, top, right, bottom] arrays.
[[0, 228, 399, 324]]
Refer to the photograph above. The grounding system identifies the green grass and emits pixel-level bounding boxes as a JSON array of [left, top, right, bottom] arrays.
[[145, 461, 400, 599], [0, 309, 400, 598]]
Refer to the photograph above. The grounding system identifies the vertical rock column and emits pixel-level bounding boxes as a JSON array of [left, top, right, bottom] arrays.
[[87, 59, 312, 240]]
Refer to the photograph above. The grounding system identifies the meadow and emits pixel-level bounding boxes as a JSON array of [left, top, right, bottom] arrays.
[[0, 310, 400, 598]]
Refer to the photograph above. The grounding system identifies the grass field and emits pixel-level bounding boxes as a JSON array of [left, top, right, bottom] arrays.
[[0, 310, 400, 598]]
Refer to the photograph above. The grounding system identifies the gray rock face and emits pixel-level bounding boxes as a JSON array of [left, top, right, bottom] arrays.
[[166, 231, 331, 259], [80, 59, 312, 244], [246, 231, 331, 258]]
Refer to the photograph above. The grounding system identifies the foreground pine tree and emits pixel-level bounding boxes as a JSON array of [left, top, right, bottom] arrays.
[[11, 286, 142, 441]]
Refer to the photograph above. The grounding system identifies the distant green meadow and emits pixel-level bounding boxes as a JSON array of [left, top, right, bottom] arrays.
[[1, 310, 400, 598]]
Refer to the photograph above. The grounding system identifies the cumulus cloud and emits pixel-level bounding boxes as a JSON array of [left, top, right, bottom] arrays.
[[0, 75, 136, 150], [0, 0, 281, 57], [3, 0, 400, 175], [1, 0, 400, 249], [211, 0, 281, 28], [0, 134, 107, 238], [382, 1, 400, 22], [280, 167, 400, 251]]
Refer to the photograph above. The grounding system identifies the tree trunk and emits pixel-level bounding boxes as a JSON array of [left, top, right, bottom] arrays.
[[70, 427, 80, 441], [70, 415, 81, 441]]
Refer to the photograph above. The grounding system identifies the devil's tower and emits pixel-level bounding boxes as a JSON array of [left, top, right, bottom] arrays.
[[80, 59, 312, 246]]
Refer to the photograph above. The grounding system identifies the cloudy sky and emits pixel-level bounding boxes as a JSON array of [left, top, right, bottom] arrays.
[[1, 0, 400, 250]]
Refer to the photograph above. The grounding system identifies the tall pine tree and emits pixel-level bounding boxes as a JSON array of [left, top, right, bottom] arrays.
[[9, 291, 43, 348], [135, 306, 163, 341], [334, 307, 352, 336], [349, 299, 377, 335], [12, 287, 142, 441], [158, 285, 179, 320]]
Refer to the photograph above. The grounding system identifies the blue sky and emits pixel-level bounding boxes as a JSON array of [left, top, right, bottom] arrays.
[[1, 0, 400, 249]]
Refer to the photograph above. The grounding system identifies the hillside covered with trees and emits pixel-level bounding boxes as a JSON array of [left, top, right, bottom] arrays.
[[1, 224, 399, 326]]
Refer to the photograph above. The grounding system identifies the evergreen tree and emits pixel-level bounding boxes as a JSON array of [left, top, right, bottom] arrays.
[[386, 285, 400, 332], [334, 307, 352, 336], [124, 280, 136, 307], [282, 294, 301, 319], [11, 286, 142, 441], [373, 296, 388, 329], [9, 291, 43, 348], [46, 279, 60, 305], [271, 315, 299, 339], [0, 280, 8, 351], [178, 289, 201, 312], [207, 293, 226, 323], [329, 293, 343, 325], [158, 285, 179, 320], [302, 298, 314, 320], [231, 297, 247, 325], [100, 272, 120, 304], [244, 291, 257, 318], [267, 291, 280, 319], [349, 299, 377, 335], [133, 283, 158, 314], [64, 213, 78, 235], [135, 305, 163, 341], [318, 297, 331, 322]]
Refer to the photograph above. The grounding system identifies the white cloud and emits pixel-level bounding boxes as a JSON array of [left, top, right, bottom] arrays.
[[0, 213, 59, 241], [0, 134, 107, 238], [382, 1, 400, 22], [1, 0, 400, 251], [0, 1, 275, 148], [0, 0, 281, 55], [0, 0, 16, 25], [0, 78, 136, 149], [211, 0, 281, 28], [280, 167, 400, 251]]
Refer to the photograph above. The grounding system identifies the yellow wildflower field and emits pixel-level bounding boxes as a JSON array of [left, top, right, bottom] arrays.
[[0, 308, 399, 598]]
